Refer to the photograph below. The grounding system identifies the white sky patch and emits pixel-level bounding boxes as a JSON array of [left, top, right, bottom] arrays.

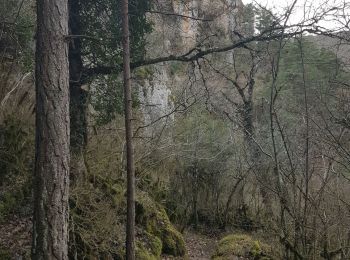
[[242, 0, 350, 31]]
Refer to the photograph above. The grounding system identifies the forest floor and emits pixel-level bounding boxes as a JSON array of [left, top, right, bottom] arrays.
[[184, 231, 219, 259], [162, 229, 219, 260], [162, 229, 248, 260], [1, 217, 239, 260], [0, 216, 31, 257]]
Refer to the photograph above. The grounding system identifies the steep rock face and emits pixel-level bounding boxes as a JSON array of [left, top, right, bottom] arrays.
[[138, 0, 244, 134], [137, 67, 174, 134]]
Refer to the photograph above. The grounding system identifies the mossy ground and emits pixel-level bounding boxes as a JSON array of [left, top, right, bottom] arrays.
[[212, 234, 273, 260]]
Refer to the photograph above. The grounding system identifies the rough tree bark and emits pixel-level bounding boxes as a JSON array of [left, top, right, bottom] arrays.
[[122, 0, 136, 259], [32, 0, 70, 259]]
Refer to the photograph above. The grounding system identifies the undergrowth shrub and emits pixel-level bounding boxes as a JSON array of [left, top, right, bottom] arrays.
[[0, 116, 33, 221], [68, 130, 186, 259]]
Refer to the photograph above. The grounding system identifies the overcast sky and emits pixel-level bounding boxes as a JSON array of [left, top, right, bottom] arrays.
[[241, 0, 350, 31]]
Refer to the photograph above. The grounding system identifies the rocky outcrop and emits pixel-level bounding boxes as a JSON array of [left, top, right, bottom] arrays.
[[212, 234, 275, 260], [138, 0, 245, 135], [135, 192, 187, 257]]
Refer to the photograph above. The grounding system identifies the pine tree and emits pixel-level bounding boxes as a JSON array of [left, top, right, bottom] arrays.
[[32, 0, 70, 258]]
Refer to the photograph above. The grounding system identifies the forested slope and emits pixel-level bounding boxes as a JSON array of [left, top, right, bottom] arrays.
[[1, 0, 350, 259]]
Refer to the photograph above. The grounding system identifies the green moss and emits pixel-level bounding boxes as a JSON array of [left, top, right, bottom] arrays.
[[136, 193, 186, 257], [113, 232, 162, 260], [148, 234, 162, 257], [140, 231, 162, 258], [136, 244, 158, 260], [212, 234, 273, 260], [162, 225, 186, 256]]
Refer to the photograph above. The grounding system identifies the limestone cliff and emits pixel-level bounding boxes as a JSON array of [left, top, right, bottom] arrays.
[[137, 0, 245, 135]]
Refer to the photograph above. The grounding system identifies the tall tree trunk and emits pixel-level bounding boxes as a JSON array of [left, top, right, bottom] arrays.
[[32, 0, 70, 259], [68, 0, 87, 153], [122, 0, 135, 259]]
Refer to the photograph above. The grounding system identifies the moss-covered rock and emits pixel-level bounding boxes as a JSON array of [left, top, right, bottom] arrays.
[[136, 231, 162, 260], [161, 225, 186, 256], [212, 234, 273, 260], [136, 192, 186, 257], [114, 231, 162, 260], [136, 246, 157, 260]]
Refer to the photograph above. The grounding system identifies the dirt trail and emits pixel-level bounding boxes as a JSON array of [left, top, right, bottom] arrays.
[[162, 230, 219, 260], [185, 231, 218, 259]]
